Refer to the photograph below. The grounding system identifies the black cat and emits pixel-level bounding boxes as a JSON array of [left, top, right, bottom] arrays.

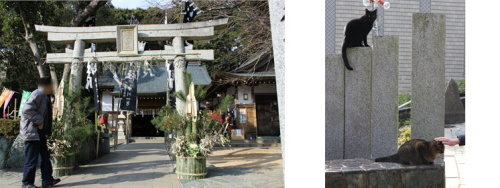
[[342, 9, 377, 70]]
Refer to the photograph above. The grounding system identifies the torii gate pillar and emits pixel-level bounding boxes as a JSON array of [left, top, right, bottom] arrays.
[[69, 39, 86, 93], [173, 36, 186, 114]]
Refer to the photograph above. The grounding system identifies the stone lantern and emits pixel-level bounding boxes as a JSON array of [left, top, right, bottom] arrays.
[[117, 111, 126, 140]]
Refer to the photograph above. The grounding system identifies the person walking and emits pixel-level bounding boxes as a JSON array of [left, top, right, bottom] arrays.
[[20, 77, 61, 188]]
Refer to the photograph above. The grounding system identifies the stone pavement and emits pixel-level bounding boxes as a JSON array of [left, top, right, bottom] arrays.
[[444, 122, 466, 188], [1, 141, 180, 188], [181, 147, 284, 188], [0, 141, 284, 188]]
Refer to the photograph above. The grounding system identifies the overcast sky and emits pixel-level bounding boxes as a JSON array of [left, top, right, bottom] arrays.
[[111, 0, 150, 9]]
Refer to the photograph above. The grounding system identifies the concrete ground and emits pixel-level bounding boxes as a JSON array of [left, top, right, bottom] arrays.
[[0, 140, 283, 188], [444, 122, 466, 188]]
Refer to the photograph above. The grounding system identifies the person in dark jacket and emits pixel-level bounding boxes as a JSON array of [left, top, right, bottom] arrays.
[[20, 77, 61, 188], [435, 135, 465, 146]]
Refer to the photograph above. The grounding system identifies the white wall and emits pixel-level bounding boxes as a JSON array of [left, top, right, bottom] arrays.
[[101, 90, 113, 111], [113, 97, 121, 111]]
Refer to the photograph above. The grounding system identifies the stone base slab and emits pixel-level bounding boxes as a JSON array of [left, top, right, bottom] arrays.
[[325, 158, 445, 188]]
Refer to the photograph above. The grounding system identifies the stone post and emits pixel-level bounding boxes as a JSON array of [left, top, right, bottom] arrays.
[[371, 36, 399, 158], [325, 55, 344, 160], [69, 39, 86, 93], [344, 47, 372, 159], [268, 0, 286, 165], [173, 36, 186, 114], [411, 13, 445, 141]]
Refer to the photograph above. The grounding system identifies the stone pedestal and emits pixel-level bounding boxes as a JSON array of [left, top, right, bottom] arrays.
[[411, 13, 446, 141], [371, 36, 399, 158], [325, 159, 445, 187], [344, 47, 372, 159]]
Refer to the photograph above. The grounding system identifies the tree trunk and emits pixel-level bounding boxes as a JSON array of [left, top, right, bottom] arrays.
[[16, 2, 45, 78], [44, 41, 59, 96]]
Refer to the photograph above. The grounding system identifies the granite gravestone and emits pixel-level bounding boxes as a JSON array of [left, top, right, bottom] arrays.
[[325, 55, 344, 160], [445, 79, 465, 124], [411, 13, 446, 141], [371, 36, 399, 158], [344, 47, 372, 159]]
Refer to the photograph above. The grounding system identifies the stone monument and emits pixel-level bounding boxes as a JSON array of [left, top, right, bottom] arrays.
[[325, 12, 447, 187], [445, 79, 465, 124], [325, 36, 399, 160], [411, 13, 446, 141]]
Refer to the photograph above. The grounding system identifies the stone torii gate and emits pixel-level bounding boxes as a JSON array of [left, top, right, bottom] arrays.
[[35, 18, 228, 114]]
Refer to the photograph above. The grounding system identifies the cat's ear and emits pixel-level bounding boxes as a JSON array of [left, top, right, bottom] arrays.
[[365, 9, 369, 13]]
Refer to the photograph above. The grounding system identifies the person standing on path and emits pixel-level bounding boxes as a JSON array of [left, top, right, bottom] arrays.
[[20, 77, 61, 188]]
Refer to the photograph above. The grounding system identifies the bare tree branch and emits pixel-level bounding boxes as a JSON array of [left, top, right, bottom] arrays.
[[71, 0, 109, 26]]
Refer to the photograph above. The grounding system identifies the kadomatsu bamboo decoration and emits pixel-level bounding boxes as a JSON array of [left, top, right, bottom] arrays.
[[151, 72, 232, 180]]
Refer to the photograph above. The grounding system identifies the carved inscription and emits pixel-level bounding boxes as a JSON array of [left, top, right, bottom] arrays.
[[116, 25, 138, 56]]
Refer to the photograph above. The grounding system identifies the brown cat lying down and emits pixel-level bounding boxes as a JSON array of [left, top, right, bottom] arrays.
[[375, 139, 444, 165]]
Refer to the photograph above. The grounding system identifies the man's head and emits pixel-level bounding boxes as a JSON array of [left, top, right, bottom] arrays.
[[38, 77, 53, 94]]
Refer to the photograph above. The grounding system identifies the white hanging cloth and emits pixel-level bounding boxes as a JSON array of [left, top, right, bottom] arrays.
[[142, 60, 155, 78], [85, 61, 98, 89]]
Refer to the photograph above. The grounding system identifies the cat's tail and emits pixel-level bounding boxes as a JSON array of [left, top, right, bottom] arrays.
[[375, 154, 399, 163], [341, 43, 353, 71]]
